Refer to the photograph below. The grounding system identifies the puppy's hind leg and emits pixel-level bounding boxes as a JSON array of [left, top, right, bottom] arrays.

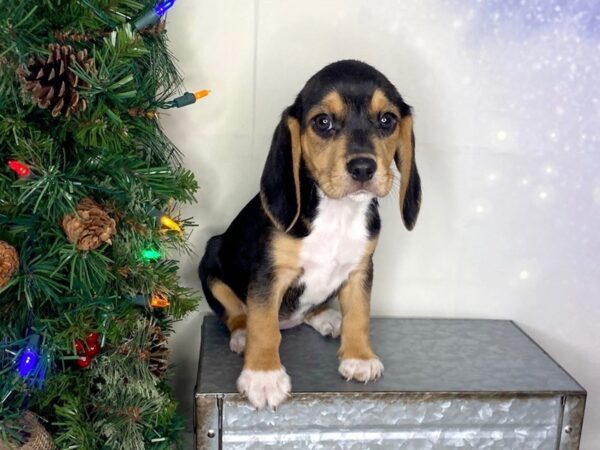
[[209, 279, 247, 354], [199, 236, 247, 353], [304, 304, 342, 338]]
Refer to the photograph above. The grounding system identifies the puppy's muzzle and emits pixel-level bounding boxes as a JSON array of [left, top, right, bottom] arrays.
[[346, 157, 376, 182]]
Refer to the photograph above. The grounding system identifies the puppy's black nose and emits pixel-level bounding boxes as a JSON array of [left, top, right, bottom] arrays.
[[347, 158, 376, 182]]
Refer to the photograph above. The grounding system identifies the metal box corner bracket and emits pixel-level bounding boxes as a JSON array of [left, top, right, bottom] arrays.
[[195, 316, 586, 449], [195, 393, 221, 450], [559, 394, 586, 450]]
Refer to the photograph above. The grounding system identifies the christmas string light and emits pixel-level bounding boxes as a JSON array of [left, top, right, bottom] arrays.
[[8, 160, 31, 178], [150, 208, 182, 233], [160, 215, 182, 232], [130, 294, 149, 307], [133, 0, 176, 31], [17, 335, 41, 378], [164, 89, 210, 109], [130, 292, 170, 309], [194, 90, 210, 100], [155, 0, 175, 16], [150, 292, 170, 308], [141, 248, 161, 261], [16, 335, 47, 388], [17, 348, 39, 376]]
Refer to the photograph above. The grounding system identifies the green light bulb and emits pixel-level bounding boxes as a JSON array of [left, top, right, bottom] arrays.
[[141, 248, 161, 261]]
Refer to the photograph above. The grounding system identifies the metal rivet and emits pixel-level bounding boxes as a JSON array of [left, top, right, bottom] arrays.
[[564, 425, 573, 434], [207, 429, 215, 438]]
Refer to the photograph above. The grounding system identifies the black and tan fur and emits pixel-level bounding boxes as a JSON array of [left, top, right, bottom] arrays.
[[199, 60, 421, 408]]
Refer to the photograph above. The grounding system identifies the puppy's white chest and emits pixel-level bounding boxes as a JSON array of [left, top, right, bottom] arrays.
[[296, 194, 371, 312]]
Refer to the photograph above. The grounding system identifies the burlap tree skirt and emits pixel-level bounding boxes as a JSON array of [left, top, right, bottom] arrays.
[[0, 412, 54, 450]]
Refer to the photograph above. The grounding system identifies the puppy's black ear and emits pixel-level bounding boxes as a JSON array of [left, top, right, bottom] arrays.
[[395, 113, 422, 230], [260, 107, 302, 232]]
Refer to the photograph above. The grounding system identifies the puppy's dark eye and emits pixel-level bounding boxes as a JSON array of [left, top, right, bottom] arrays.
[[313, 114, 334, 135], [378, 112, 397, 131]]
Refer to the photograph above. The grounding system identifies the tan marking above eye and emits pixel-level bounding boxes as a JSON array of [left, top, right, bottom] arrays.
[[307, 90, 346, 122], [369, 88, 400, 119]]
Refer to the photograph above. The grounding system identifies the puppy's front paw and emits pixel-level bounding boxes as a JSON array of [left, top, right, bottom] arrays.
[[338, 358, 384, 383], [237, 367, 291, 409], [229, 329, 246, 354], [304, 308, 342, 338]]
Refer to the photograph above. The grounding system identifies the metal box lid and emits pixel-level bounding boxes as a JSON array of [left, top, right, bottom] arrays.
[[195, 316, 584, 395]]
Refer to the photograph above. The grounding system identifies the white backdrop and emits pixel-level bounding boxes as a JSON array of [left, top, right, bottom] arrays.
[[161, 0, 600, 446]]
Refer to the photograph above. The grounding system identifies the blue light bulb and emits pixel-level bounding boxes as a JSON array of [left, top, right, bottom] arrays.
[[155, 0, 175, 17], [134, 0, 176, 30], [17, 347, 40, 378]]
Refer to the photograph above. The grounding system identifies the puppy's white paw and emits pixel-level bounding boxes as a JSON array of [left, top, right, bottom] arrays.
[[305, 309, 342, 338], [237, 367, 291, 409], [229, 329, 246, 354], [339, 358, 384, 383]]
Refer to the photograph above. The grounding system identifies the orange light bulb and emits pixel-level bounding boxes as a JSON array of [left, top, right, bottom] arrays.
[[194, 89, 210, 100], [150, 293, 170, 308]]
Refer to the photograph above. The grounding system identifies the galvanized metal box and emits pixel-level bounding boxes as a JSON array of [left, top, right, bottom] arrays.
[[194, 316, 585, 449]]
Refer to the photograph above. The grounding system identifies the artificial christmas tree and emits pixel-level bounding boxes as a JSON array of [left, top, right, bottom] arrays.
[[1, 1, 203, 448]]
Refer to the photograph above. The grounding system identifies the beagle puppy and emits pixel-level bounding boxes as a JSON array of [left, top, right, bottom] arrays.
[[199, 60, 421, 409]]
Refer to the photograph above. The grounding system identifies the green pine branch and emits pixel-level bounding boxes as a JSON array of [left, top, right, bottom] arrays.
[[1, 1, 202, 448]]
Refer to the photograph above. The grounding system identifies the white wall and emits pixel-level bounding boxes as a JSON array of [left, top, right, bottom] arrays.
[[162, 1, 600, 446]]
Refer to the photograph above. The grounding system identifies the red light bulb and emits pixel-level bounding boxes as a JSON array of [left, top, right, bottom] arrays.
[[8, 160, 31, 178]]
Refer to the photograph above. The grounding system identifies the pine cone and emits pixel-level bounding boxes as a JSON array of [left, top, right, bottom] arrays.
[[127, 107, 158, 120], [0, 241, 19, 288], [16, 43, 96, 117], [146, 325, 169, 378], [62, 198, 116, 251]]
